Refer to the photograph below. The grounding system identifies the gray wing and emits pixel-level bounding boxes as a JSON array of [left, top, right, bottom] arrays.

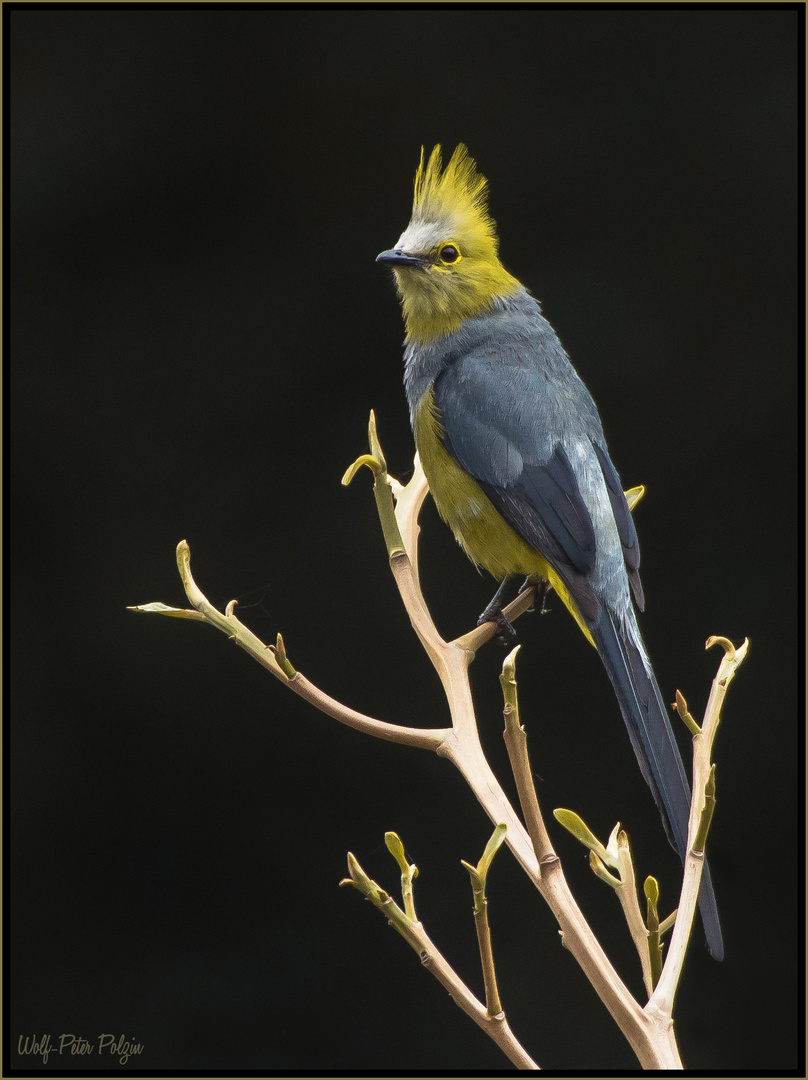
[[433, 348, 644, 621]]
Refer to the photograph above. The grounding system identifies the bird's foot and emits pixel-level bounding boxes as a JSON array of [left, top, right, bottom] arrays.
[[477, 578, 553, 646], [476, 607, 518, 647]]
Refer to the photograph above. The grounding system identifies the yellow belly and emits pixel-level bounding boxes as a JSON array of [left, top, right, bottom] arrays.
[[413, 389, 594, 645]]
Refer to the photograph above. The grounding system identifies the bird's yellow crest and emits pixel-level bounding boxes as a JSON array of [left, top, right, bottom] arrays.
[[380, 145, 521, 343], [411, 144, 499, 259]]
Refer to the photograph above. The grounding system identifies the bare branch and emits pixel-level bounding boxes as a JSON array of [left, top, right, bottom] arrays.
[[175, 539, 449, 751], [131, 417, 748, 1072]]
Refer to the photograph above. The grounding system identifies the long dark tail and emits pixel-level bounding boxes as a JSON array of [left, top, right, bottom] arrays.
[[590, 607, 724, 961]]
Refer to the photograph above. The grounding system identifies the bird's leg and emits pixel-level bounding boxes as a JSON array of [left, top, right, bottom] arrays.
[[477, 578, 519, 645], [520, 577, 552, 614]]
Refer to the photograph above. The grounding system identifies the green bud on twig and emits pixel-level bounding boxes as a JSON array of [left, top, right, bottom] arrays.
[[673, 689, 700, 736], [385, 831, 418, 920], [272, 633, 297, 679], [644, 876, 664, 989], [554, 809, 616, 868], [644, 876, 660, 929], [368, 410, 387, 473], [462, 823, 508, 914]]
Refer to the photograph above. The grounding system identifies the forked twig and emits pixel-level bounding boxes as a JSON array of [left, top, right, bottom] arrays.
[[341, 844, 538, 1070]]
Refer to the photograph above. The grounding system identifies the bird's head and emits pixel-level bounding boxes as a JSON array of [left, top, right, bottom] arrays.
[[377, 145, 521, 344]]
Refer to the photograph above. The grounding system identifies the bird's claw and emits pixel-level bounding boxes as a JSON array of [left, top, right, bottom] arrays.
[[477, 608, 518, 647]]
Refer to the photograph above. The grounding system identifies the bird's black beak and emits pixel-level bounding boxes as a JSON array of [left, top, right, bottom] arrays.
[[376, 248, 425, 268]]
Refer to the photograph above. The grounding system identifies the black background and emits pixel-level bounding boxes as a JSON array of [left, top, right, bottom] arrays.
[[9, 5, 801, 1074]]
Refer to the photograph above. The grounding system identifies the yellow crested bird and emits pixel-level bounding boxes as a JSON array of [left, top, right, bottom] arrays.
[[376, 144, 722, 959]]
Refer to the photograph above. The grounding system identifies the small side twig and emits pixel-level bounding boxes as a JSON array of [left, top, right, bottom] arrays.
[[554, 811, 659, 999], [462, 823, 509, 1018], [131, 542, 448, 753], [647, 636, 749, 1018], [499, 646, 555, 866], [614, 831, 657, 997], [341, 847, 539, 1070]]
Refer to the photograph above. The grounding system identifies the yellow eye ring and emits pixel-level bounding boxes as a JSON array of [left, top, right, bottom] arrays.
[[438, 243, 462, 265]]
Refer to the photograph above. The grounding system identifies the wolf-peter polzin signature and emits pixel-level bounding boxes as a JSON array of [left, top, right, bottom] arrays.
[[17, 1033, 143, 1065]]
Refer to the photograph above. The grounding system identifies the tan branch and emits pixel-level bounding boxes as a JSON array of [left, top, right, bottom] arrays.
[[175, 540, 449, 752], [131, 414, 747, 1072]]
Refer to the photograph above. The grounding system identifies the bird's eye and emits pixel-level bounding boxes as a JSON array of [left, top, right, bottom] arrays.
[[439, 244, 461, 264]]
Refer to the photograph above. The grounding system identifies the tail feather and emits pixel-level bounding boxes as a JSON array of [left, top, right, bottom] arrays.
[[591, 608, 724, 961]]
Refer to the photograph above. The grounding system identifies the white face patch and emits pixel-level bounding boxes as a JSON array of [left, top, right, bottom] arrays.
[[396, 220, 449, 256]]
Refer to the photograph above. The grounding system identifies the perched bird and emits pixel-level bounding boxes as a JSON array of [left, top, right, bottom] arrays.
[[377, 144, 723, 960]]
